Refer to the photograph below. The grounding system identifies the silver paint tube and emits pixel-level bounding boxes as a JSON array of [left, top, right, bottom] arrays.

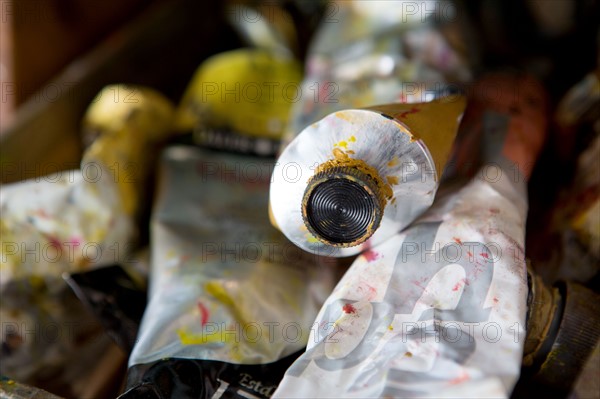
[[270, 1, 473, 257], [270, 98, 466, 257], [273, 73, 549, 398], [123, 146, 338, 398]]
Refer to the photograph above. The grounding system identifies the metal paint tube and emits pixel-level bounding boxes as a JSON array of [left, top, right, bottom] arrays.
[[270, 96, 466, 257], [281, 0, 473, 148], [122, 47, 336, 397], [0, 85, 174, 388], [273, 73, 548, 398], [174, 49, 302, 157], [122, 146, 337, 398]]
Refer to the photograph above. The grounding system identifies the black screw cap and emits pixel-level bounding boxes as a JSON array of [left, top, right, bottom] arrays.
[[302, 166, 384, 247]]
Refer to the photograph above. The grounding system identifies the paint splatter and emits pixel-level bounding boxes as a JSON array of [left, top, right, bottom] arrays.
[[335, 140, 348, 149], [197, 302, 209, 327], [67, 235, 82, 247], [332, 147, 346, 159], [387, 157, 399, 167], [48, 236, 62, 249], [404, 351, 413, 357], [480, 252, 489, 259], [342, 303, 356, 314], [493, 297, 499, 304], [453, 237, 463, 245], [363, 250, 380, 262], [177, 327, 229, 345], [412, 279, 427, 290], [467, 251, 473, 258], [453, 278, 469, 291], [357, 280, 377, 301], [449, 370, 469, 385], [349, 136, 356, 142], [386, 176, 399, 185], [399, 107, 420, 118]]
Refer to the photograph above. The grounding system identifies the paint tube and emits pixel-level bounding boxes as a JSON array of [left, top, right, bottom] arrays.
[[270, 97, 466, 257], [122, 49, 337, 398], [281, 0, 473, 147], [0, 85, 175, 392], [269, 0, 473, 257], [174, 48, 302, 157], [122, 145, 337, 398], [273, 72, 548, 398]]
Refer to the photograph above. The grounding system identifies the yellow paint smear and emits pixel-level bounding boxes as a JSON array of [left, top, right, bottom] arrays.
[[177, 328, 233, 345], [205, 282, 235, 307], [204, 281, 254, 342], [334, 111, 358, 123]]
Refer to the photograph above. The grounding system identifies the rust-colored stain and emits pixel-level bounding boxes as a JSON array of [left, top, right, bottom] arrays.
[[320, 148, 393, 202]]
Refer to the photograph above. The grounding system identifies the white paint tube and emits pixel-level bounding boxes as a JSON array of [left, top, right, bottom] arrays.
[[273, 73, 548, 398], [270, 98, 466, 257], [123, 146, 338, 398]]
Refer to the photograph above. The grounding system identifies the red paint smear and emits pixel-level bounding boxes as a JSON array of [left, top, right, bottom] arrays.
[[480, 252, 489, 259], [467, 251, 473, 258], [342, 303, 356, 314], [493, 297, 499, 303], [363, 250, 380, 262], [67, 235, 82, 247], [399, 107, 420, 118], [48, 236, 62, 249], [453, 237, 463, 245], [358, 280, 377, 301], [452, 282, 461, 292], [449, 370, 469, 385], [197, 302, 209, 327]]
